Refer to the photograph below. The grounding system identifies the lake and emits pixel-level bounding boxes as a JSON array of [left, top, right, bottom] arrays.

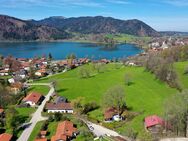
[[0, 42, 142, 60]]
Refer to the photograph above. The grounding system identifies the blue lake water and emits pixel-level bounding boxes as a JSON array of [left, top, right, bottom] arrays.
[[0, 42, 142, 60]]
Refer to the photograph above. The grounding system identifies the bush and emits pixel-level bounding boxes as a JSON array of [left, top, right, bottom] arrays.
[[82, 102, 99, 114], [41, 121, 49, 130], [54, 113, 62, 121]]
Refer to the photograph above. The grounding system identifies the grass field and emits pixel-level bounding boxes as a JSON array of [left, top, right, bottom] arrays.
[[16, 107, 35, 118], [27, 85, 49, 96], [28, 121, 45, 141], [106, 34, 151, 43], [174, 61, 188, 89], [34, 63, 178, 137]]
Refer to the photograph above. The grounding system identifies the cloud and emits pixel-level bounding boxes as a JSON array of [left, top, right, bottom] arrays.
[[0, 0, 104, 8], [106, 0, 131, 4], [162, 0, 188, 6]]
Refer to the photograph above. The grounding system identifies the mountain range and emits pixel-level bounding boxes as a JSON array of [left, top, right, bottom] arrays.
[[0, 15, 160, 41]]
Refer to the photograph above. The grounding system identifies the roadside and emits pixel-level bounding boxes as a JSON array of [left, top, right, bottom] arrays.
[[17, 83, 54, 141]]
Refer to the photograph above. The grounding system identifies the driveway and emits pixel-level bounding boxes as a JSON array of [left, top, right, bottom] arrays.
[[17, 83, 54, 141], [84, 120, 130, 140]]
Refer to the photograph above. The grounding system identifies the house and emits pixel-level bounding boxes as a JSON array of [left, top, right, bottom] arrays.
[[10, 82, 23, 94], [104, 107, 122, 122], [145, 115, 165, 133], [0, 133, 12, 141], [22, 92, 44, 107], [0, 69, 9, 76], [21, 62, 30, 71], [40, 130, 47, 138], [34, 138, 47, 141], [35, 69, 47, 77], [100, 59, 110, 64], [0, 108, 5, 118], [78, 58, 90, 64], [46, 102, 73, 113], [51, 120, 78, 141], [8, 78, 15, 84], [54, 96, 67, 104]]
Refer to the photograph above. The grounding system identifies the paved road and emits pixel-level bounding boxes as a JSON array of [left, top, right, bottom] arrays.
[[85, 120, 130, 140], [17, 83, 54, 141]]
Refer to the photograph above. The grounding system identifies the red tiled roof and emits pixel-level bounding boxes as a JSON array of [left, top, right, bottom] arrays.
[[21, 62, 30, 67], [145, 115, 164, 128], [10, 82, 23, 89], [51, 121, 77, 141], [0, 70, 9, 73], [104, 107, 118, 120], [40, 131, 47, 136], [0, 108, 4, 114], [23, 92, 42, 104], [46, 103, 73, 110], [37, 69, 46, 73], [34, 138, 47, 141], [0, 133, 12, 141]]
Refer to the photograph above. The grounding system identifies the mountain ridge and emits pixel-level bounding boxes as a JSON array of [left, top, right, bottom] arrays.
[[0, 14, 160, 41], [36, 16, 159, 37]]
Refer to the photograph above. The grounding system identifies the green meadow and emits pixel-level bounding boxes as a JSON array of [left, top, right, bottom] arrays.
[[33, 63, 183, 136]]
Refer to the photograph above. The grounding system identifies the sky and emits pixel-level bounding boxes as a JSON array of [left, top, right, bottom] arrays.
[[0, 0, 188, 32]]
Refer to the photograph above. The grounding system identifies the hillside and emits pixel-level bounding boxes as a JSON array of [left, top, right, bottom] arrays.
[[0, 15, 160, 41], [35, 63, 177, 137], [0, 15, 71, 41], [37, 16, 159, 37]]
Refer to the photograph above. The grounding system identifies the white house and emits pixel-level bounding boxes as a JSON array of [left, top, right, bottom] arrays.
[[0, 70, 9, 76], [22, 92, 43, 107], [46, 102, 73, 113]]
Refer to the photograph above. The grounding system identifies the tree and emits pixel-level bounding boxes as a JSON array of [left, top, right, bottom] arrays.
[[66, 53, 76, 59], [82, 102, 99, 114], [72, 97, 85, 115], [124, 73, 133, 86], [6, 107, 18, 133], [103, 85, 126, 115], [78, 66, 91, 78], [163, 90, 188, 136], [184, 65, 188, 74], [51, 80, 57, 91], [54, 113, 62, 121], [48, 53, 53, 61], [123, 128, 138, 140], [92, 62, 105, 73]]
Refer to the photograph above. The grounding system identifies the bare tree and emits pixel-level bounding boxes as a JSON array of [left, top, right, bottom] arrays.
[[125, 73, 133, 86], [164, 90, 188, 136], [103, 85, 126, 115], [78, 66, 91, 78]]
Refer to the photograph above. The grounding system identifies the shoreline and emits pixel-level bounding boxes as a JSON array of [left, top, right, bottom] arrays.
[[0, 39, 143, 47]]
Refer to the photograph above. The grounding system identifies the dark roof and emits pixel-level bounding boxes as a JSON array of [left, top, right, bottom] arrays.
[[104, 107, 118, 120], [46, 103, 73, 110], [54, 96, 67, 104]]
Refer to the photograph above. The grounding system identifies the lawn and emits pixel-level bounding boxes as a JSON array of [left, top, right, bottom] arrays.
[[174, 61, 188, 89], [28, 121, 45, 141], [27, 85, 49, 96], [34, 63, 177, 137], [16, 107, 35, 118]]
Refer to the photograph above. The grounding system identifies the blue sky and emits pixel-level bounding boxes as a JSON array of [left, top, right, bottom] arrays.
[[0, 0, 188, 31]]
